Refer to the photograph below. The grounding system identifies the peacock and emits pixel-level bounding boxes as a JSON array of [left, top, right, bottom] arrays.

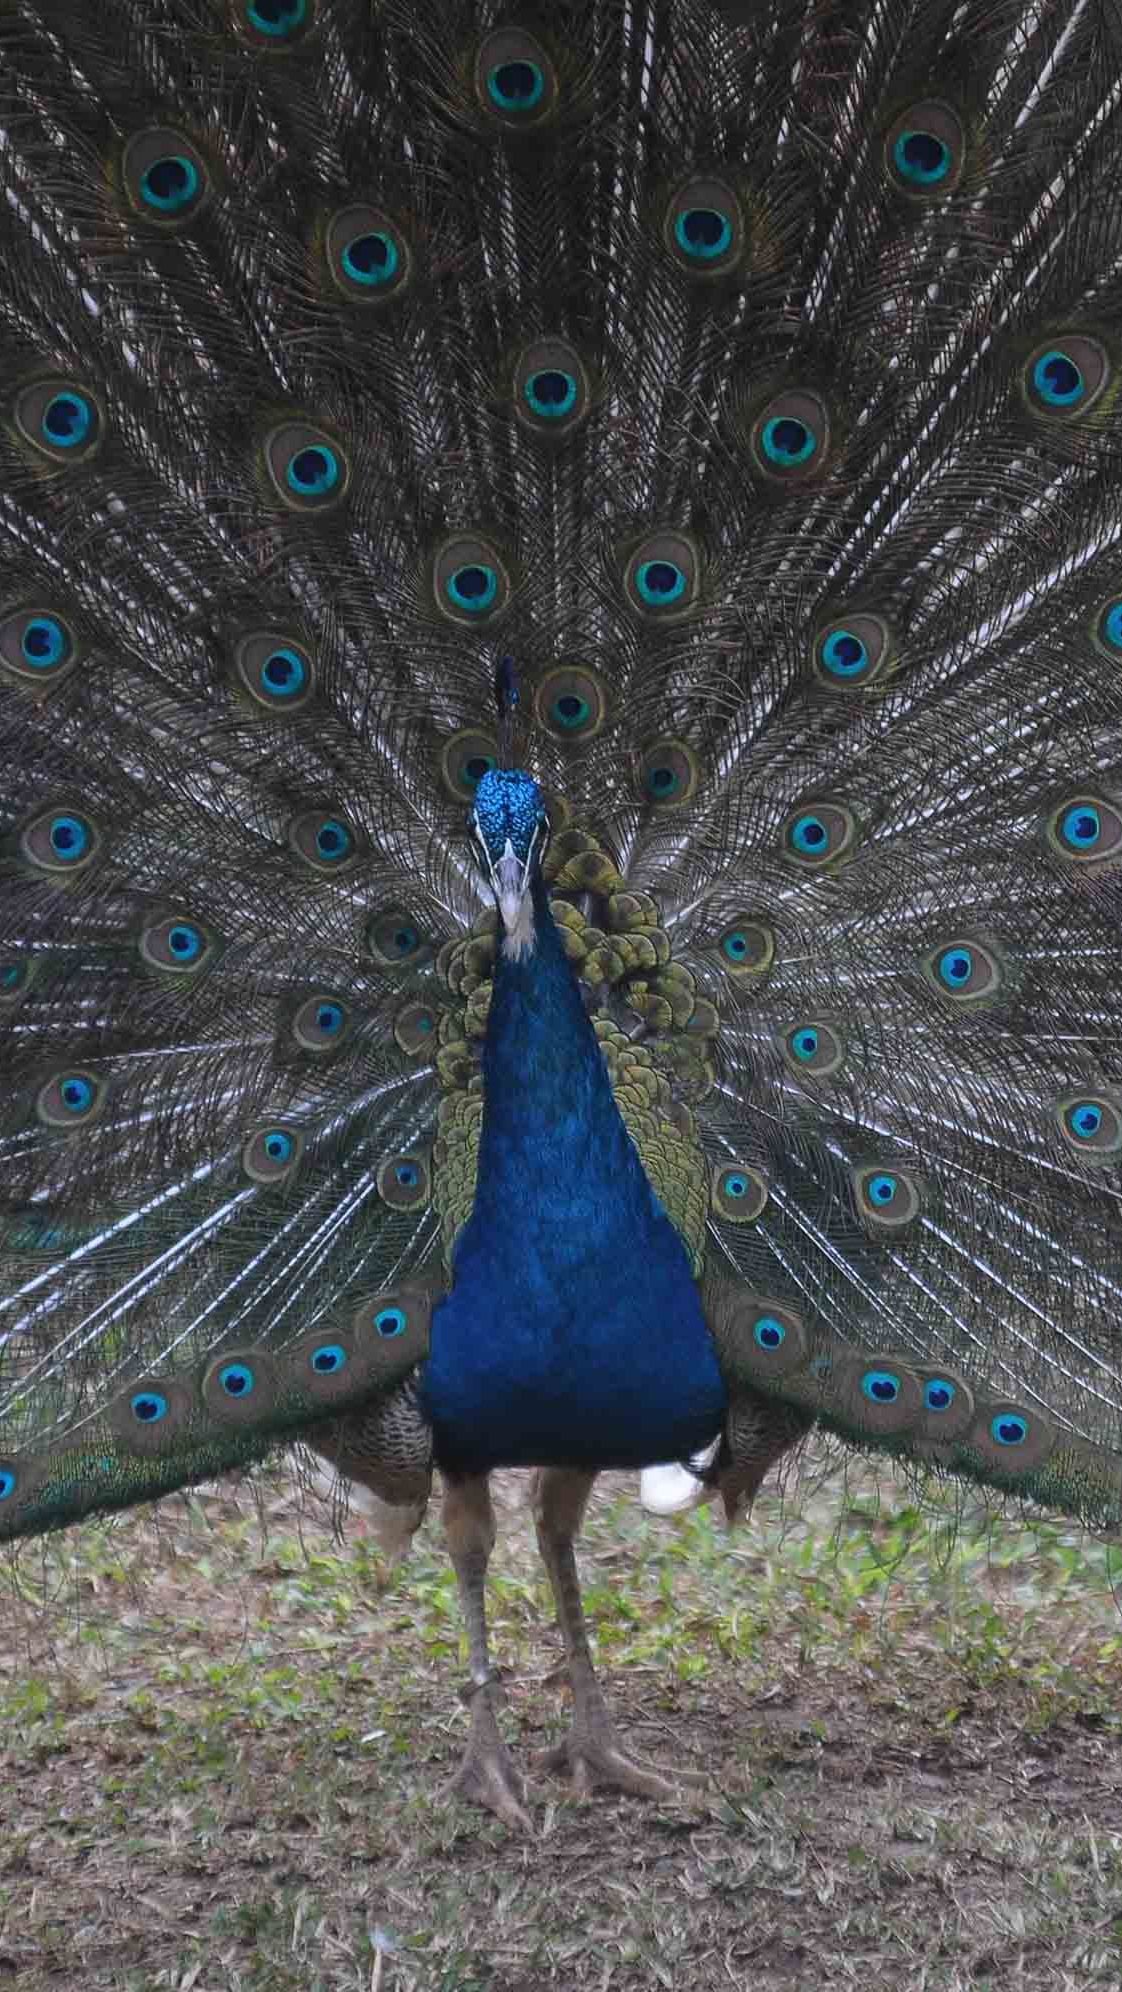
[[2, 0, 1122, 1837]]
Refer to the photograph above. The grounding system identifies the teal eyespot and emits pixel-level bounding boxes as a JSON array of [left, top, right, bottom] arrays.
[[287, 445, 339, 498], [36, 1067, 105, 1128], [636, 560, 685, 606], [123, 129, 208, 228], [377, 1150, 430, 1209], [241, 1123, 303, 1184], [922, 934, 1002, 1005], [310, 1342, 346, 1375], [664, 178, 743, 277], [291, 992, 351, 1052], [780, 1019, 845, 1079], [638, 739, 698, 808], [622, 531, 698, 619], [141, 154, 199, 213], [754, 1314, 785, 1351], [375, 1306, 407, 1338], [750, 390, 830, 483], [861, 1368, 902, 1405], [716, 917, 774, 979], [245, 0, 308, 36], [487, 60, 544, 113], [218, 1361, 255, 1397], [0, 1467, 16, 1502], [675, 208, 732, 261], [1046, 792, 1122, 867], [885, 101, 965, 198], [288, 809, 360, 875], [476, 30, 556, 127], [1024, 334, 1109, 422], [265, 1130, 293, 1163], [781, 799, 857, 868], [263, 422, 349, 512], [712, 1163, 768, 1223], [42, 391, 94, 450], [131, 1390, 169, 1425], [1094, 598, 1122, 655]]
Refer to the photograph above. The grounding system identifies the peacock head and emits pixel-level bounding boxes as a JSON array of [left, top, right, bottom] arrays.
[[470, 768, 549, 957]]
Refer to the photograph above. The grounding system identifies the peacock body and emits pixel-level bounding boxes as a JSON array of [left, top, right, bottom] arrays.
[[2, 0, 1122, 1827]]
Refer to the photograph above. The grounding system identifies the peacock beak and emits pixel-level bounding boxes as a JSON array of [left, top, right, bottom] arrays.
[[492, 839, 531, 936]]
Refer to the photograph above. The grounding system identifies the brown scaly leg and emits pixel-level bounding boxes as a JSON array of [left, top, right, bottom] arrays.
[[442, 1471, 533, 1833], [532, 1465, 707, 1800]]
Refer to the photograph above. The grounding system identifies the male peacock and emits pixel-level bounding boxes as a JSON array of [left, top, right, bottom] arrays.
[[2, 0, 1122, 1834]]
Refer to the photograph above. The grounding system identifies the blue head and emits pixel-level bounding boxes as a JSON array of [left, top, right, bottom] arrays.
[[470, 768, 549, 955]]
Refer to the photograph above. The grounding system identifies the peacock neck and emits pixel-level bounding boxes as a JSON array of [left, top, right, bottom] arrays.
[[469, 872, 647, 1234]]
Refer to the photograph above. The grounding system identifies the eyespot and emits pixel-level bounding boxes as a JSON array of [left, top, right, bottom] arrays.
[[513, 337, 591, 439], [621, 530, 700, 621], [201, 1348, 279, 1423], [36, 1068, 106, 1128], [0, 959, 33, 1007], [287, 808, 361, 875], [262, 422, 349, 512], [812, 613, 892, 690], [716, 917, 775, 979], [394, 1001, 438, 1057], [829, 1356, 923, 1435], [291, 993, 351, 1052], [967, 1401, 1055, 1475], [13, 379, 103, 465], [107, 1375, 195, 1456], [921, 935, 1003, 1005], [852, 1164, 922, 1231], [367, 906, 427, 968], [1044, 792, 1122, 866], [780, 1020, 846, 1079], [475, 28, 558, 128], [638, 739, 700, 808], [909, 1364, 975, 1441], [430, 533, 511, 627], [230, 632, 316, 712], [240, 0, 313, 44], [1056, 1092, 1122, 1156], [440, 729, 499, 803], [0, 604, 81, 693], [139, 914, 217, 975], [18, 804, 100, 874], [1024, 335, 1110, 422], [241, 1124, 304, 1184], [884, 100, 966, 198], [1092, 597, 1122, 659], [534, 664, 606, 742], [721, 1299, 807, 1384], [324, 205, 411, 304], [663, 177, 744, 278], [122, 129, 209, 226], [711, 1164, 769, 1223], [377, 1151, 431, 1210], [750, 390, 831, 485], [780, 800, 858, 869]]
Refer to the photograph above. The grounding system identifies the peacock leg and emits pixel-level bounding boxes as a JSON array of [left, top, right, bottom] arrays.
[[442, 1471, 533, 1833], [532, 1465, 707, 1800]]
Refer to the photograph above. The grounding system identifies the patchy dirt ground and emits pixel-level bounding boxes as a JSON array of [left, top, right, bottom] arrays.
[[2, 1450, 1120, 1991]]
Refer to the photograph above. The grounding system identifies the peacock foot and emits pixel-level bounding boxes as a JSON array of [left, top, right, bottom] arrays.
[[445, 1679, 534, 1834], [537, 1704, 707, 1802]]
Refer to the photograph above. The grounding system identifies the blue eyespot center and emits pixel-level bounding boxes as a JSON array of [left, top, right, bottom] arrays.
[[448, 564, 498, 613], [924, 1379, 955, 1413], [375, 1306, 407, 1338], [264, 1130, 294, 1163], [791, 814, 827, 854], [311, 1343, 346, 1375], [762, 416, 815, 466], [316, 1001, 344, 1035], [395, 1163, 419, 1187], [1068, 1100, 1103, 1139], [938, 946, 972, 987], [894, 129, 950, 184], [316, 819, 351, 861], [0, 1468, 16, 1500], [525, 369, 577, 419], [169, 923, 202, 960], [1098, 601, 1122, 651], [869, 1173, 897, 1204], [1033, 349, 1083, 406], [821, 629, 866, 676], [753, 1314, 785, 1351], [43, 392, 93, 448], [792, 1027, 818, 1060], [49, 813, 89, 860], [23, 617, 68, 667], [288, 445, 339, 496], [723, 931, 748, 959], [551, 692, 590, 729], [636, 559, 686, 606], [992, 1412, 1028, 1447], [675, 207, 732, 260], [862, 1369, 901, 1405], [262, 647, 306, 695], [487, 60, 544, 111], [1062, 805, 1101, 850], [723, 1173, 747, 1198], [61, 1075, 94, 1113], [141, 155, 199, 212], [219, 1362, 254, 1398], [248, 0, 306, 32], [646, 764, 680, 798], [342, 231, 397, 285], [132, 1391, 169, 1425]]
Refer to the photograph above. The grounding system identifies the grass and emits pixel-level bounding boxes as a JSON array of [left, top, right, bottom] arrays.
[[1, 1447, 1121, 1991]]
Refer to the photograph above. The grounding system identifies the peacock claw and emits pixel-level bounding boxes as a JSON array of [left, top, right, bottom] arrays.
[[446, 1690, 534, 1833], [537, 1719, 707, 1802]]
